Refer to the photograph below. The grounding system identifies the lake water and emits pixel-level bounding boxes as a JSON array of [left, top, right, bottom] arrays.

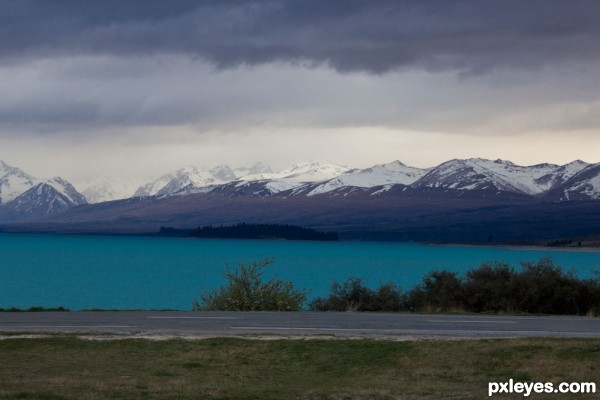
[[1, 233, 599, 310]]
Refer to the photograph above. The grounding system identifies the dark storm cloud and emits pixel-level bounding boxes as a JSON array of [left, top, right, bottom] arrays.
[[2, 0, 600, 73]]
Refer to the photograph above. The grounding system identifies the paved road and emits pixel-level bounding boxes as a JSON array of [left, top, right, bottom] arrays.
[[1, 311, 599, 338]]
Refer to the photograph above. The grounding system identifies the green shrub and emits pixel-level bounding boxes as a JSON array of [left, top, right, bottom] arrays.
[[309, 278, 404, 312], [407, 258, 600, 315], [192, 257, 307, 311], [513, 258, 598, 315], [463, 262, 517, 312], [407, 270, 464, 312], [369, 283, 405, 311]]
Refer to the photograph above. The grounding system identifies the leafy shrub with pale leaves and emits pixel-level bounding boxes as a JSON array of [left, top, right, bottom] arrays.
[[193, 257, 307, 311]]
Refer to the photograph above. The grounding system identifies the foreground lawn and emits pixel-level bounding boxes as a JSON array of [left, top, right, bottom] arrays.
[[0, 337, 598, 399]]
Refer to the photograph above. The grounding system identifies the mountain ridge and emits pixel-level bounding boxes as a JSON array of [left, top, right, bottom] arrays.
[[0, 161, 87, 219], [128, 158, 600, 201], [2, 157, 600, 243]]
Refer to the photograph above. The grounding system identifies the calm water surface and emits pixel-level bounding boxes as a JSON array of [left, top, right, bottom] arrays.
[[1, 233, 599, 310]]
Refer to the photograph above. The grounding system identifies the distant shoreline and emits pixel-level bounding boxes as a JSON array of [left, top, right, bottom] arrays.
[[423, 241, 600, 252], [1, 228, 600, 251]]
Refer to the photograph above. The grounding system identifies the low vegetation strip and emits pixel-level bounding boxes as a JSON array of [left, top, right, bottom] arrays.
[[194, 256, 600, 315], [0, 337, 598, 400], [310, 258, 600, 316]]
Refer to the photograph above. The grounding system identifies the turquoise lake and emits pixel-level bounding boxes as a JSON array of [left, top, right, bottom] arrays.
[[1, 233, 599, 310]]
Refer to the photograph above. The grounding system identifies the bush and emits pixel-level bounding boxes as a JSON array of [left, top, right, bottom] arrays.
[[513, 258, 598, 315], [193, 257, 307, 311], [462, 262, 517, 312], [406, 270, 464, 312], [309, 278, 404, 312], [407, 258, 600, 315]]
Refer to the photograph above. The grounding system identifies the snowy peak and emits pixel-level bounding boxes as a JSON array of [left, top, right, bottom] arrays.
[[132, 158, 600, 199], [46, 177, 87, 206], [134, 173, 175, 197], [155, 166, 221, 196], [134, 165, 240, 197], [547, 162, 600, 201], [246, 161, 351, 194], [0, 160, 86, 216], [307, 160, 430, 196], [415, 159, 508, 192], [414, 158, 590, 196], [4, 158, 599, 216], [276, 161, 350, 183], [232, 162, 351, 195], [4, 178, 87, 219], [0, 160, 38, 205]]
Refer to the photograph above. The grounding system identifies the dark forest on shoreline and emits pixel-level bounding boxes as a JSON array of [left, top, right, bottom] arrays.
[[160, 223, 339, 241]]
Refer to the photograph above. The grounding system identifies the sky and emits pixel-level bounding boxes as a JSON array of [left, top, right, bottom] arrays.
[[1, 0, 600, 184]]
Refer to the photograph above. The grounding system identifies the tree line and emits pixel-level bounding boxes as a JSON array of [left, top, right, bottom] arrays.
[[310, 258, 600, 316], [187, 223, 339, 241]]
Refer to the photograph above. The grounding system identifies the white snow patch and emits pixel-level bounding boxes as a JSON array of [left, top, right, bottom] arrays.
[[307, 161, 429, 196]]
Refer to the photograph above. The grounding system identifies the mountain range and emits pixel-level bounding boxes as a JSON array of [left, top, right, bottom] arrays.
[[86, 158, 600, 202], [0, 161, 86, 221], [1, 158, 600, 243]]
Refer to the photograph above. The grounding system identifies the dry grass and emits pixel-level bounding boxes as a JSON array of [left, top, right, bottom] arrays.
[[0, 337, 598, 399]]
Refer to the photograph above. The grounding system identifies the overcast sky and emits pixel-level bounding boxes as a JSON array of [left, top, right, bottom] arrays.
[[2, 0, 600, 183]]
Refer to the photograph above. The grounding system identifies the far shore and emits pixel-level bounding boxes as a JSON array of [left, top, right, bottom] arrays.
[[2, 228, 600, 250], [423, 241, 600, 252]]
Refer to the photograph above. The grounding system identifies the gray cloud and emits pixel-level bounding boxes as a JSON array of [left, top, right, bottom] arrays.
[[2, 0, 600, 74], [2, 0, 600, 181], [2, 54, 600, 136]]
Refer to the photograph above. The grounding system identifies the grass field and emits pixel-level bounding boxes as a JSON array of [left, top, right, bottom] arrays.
[[0, 337, 598, 399]]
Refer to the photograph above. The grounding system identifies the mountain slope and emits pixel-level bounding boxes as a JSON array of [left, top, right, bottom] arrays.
[[3, 157, 600, 237], [134, 165, 238, 197], [129, 158, 600, 201], [0, 160, 38, 205], [544, 163, 600, 201], [1, 177, 87, 221], [9, 186, 600, 244], [236, 161, 351, 194], [307, 160, 429, 196], [412, 158, 590, 196]]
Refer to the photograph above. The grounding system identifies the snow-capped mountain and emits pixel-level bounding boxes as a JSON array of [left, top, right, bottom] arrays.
[[2, 177, 87, 219], [78, 176, 145, 203], [154, 166, 229, 196], [2, 158, 600, 226], [275, 161, 350, 183], [45, 177, 87, 206], [306, 161, 430, 196], [136, 159, 600, 200], [136, 162, 350, 198], [236, 161, 351, 194], [3, 157, 600, 239], [412, 158, 590, 196], [134, 172, 175, 197], [134, 165, 238, 197], [546, 163, 600, 201], [0, 160, 88, 221], [0, 160, 38, 205]]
